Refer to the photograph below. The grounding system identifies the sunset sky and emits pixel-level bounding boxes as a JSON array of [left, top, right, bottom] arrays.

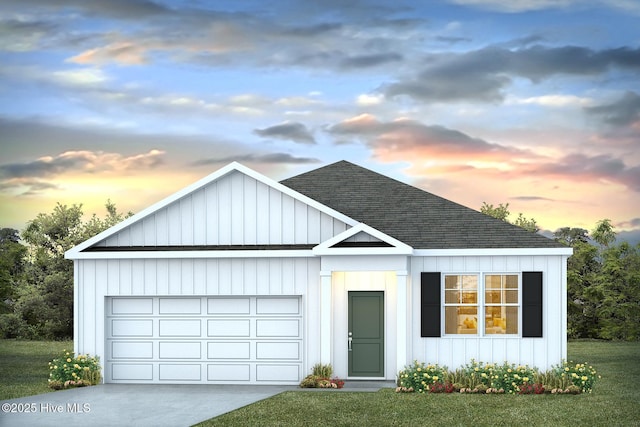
[[1, 0, 638, 243]]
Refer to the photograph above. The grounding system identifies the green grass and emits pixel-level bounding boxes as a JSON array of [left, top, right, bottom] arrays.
[[1, 340, 638, 426], [197, 341, 640, 427], [0, 339, 72, 400]]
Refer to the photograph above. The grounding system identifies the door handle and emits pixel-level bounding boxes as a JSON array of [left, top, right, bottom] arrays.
[[348, 332, 352, 351]]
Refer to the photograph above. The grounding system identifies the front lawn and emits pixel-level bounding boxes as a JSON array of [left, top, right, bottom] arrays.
[[0, 339, 72, 400], [197, 341, 640, 427]]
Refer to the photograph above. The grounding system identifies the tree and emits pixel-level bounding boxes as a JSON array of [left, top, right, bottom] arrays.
[[480, 202, 539, 232], [0, 228, 27, 314], [480, 202, 510, 222], [592, 219, 616, 248], [555, 221, 640, 341], [0, 201, 131, 339]]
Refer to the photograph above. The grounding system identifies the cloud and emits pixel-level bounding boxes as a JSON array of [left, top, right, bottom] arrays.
[[449, 0, 640, 14], [254, 122, 316, 144], [190, 153, 320, 167], [586, 91, 640, 126], [0, 178, 60, 196], [513, 94, 593, 107], [383, 45, 640, 103], [339, 52, 403, 69], [510, 196, 555, 201], [68, 41, 149, 66], [327, 114, 532, 161], [6, 0, 171, 20], [526, 153, 640, 192], [0, 18, 57, 51], [0, 149, 166, 180]]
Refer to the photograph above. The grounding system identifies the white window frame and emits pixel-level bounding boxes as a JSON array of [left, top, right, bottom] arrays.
[[483, 273, 521, 336], [442, 272, 521, 337], [442, 273, 480, 336]]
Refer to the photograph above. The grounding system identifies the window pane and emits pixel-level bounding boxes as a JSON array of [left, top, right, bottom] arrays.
[[505, 290, 518, 304], [462, 291, 477, 304], [485, 275, 501, 289], [505, 275, 518, 289], [485, 307, 505, 334], [445, 306, 477, 334], [445, 276, 459, 290], [461, 275, 477, 290], [506, 307, 518, 334], [445, 290, 459, 304], [485, 290, 501, 303]]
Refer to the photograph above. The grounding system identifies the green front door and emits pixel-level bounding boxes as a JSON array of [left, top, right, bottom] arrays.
[[348, 291, 384, 377]]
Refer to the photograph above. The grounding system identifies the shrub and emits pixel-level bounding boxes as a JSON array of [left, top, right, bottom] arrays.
[[311, 363, 333, 378], [553, 360, 599, 393], [299, 364, 344, 389], [48, 350, 101, 389], [397, 361, 448, 393], [397, 358, 598, 395]]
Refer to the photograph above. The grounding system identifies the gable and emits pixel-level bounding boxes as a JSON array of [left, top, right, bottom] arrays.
[[313, 223, 412, 255], [66, 162, 357, 257]]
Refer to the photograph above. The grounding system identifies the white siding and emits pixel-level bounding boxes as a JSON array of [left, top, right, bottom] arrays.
[[408, 254, 568, 371], [98, 171, 348, 247]]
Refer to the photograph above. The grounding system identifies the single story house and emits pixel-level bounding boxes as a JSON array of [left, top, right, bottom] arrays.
[[65, 160, 572, 384]]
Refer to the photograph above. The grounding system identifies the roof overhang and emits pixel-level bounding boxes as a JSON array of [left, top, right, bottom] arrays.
[[413, 247, 573, 256]]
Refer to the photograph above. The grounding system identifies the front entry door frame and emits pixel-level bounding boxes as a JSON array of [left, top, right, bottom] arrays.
[[348, 291, 385, 378]]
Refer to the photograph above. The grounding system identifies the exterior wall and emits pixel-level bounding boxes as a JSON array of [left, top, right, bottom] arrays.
[[74, 257, 322, 377], [94, 170, 348, 247], [408, 254, 568, 371]]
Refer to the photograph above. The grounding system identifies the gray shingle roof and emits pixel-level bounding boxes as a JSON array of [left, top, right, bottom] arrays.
[[281, 160, 564, 249]]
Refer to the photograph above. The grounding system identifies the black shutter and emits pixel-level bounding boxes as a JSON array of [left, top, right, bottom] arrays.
[[522, 272, 543, 338], [421, 272, 441, 337]]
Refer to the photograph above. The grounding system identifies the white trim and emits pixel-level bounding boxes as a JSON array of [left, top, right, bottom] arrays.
[[413, 247, 573, 257], [68, 250, 315, 260], [65, 162, 358, 259], [313, 223, 413, 255]]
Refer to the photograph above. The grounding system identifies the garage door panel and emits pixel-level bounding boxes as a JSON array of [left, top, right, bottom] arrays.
[[106, 296, 302, 384], [159, 342, 201, 359], [208, 298, 250, 314], [112, 341, 153, 359], [208, 342, 250, 359], [159, 364, 201, 381], [112, 363, 154, 381], [208, 364, 250, 381], [257, 342, 300, 359], [112, 298, 153, 315], [112, 319, 153, 337], [256, 319, 300, 337], [159, 319, 201, 336], [159, 298, 201, 314], [207, 319, 250, 337], [256, 364, 299, 382], [256, 297, 299, 314]]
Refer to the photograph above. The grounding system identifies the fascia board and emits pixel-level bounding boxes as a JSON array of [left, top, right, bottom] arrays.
[[412, 247, 573, 256], [65, 161, 357, 259], [68, 249, 315, 260]]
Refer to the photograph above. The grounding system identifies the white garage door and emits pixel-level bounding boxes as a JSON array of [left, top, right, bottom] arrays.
[[105, 296, 303, 384]]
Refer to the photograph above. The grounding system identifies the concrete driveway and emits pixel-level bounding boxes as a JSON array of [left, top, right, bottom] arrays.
[[0, 384, 294, 427]]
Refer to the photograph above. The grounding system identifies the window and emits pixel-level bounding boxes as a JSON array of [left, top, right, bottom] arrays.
[[442, 273, 520, 336], [444, 275, 478, 334], [485, 275, 519, 335]]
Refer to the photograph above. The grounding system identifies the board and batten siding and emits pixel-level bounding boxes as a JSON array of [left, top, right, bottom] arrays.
[[93, 170, 349, 247], [74, 257, 322, 373], [408, 254, 568, 370]]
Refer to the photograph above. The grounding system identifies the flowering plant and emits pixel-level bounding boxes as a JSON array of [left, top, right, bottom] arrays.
[[552, 360, 599, 393], [48, 350, 101, 389], [397, 360, 448, 393]]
